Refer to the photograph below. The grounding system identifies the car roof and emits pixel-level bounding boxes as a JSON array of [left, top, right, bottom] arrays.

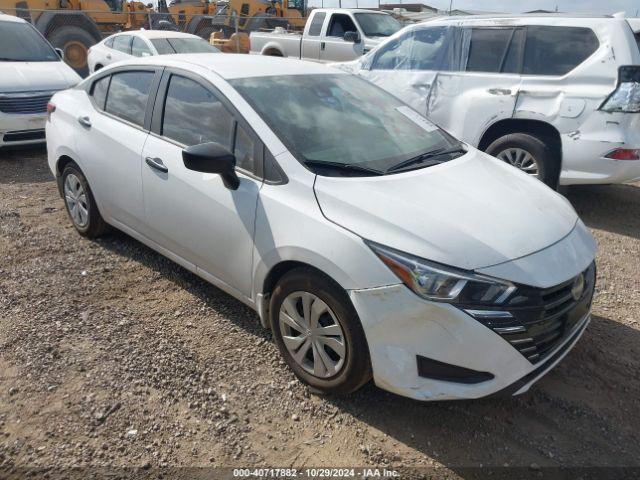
[[109, 29, 201, 40], [0, 13, 28, 23], [314, 8, 386, 14], [125, 53, 347, 80]]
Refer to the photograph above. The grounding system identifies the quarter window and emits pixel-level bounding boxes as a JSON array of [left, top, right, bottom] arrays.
[[91, 75, 110, 110], [105, 71, 154, 127], [466, 28, 513, 73], [161, 75, 233, 147], [131, 37, 152, 57], [373, 27, 449, 71], [308, 12, 326, 36], [523, 26, 599, 76], [112, 35, 131, 54]]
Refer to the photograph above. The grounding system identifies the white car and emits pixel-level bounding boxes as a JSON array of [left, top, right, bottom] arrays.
[[340, 14, 640, 188], [0, 13, 81, 147], [87, 30, 220, 74], [46, 55, 596, 401]]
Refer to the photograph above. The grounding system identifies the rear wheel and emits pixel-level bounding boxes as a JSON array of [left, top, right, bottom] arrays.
[[269, 268, 372, 395], [486, 133, 560, 188], [47, 26, 96, 77], [61, 163, 109, 238]]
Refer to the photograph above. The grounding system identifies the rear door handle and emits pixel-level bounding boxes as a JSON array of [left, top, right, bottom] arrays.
[[77, 116, 91, 128], [320, 42, 325, 51], [145, 156, 168, 173]]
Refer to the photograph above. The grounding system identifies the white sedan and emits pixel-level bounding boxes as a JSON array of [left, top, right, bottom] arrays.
[[87, 30, 220, 74], [46, 55, 596, 401]]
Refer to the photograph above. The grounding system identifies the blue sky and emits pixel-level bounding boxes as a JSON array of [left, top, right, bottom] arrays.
[[425, 0, 639, 15]]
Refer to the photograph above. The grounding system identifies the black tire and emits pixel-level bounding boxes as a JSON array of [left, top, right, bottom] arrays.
[[61, 163, 109, 238], [485, 133, 560, 189], [47, 26, 97, 77], [269, 268, 372, 395]]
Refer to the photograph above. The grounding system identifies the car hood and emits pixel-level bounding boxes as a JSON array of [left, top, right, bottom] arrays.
[[313, 149, 579, 271], [0, 61, 80, 93]]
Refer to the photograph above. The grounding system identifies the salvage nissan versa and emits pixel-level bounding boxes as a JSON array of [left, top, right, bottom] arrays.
[[46, 55, 597, 400]]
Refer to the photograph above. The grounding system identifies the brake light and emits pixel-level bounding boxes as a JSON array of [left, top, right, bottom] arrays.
[[600, 65, 640, 113], [605, 148, 640, 160], [46, 102, 56, 121]]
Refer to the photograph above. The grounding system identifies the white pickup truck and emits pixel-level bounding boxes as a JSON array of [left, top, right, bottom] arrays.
[[249, 8, 401, 62]]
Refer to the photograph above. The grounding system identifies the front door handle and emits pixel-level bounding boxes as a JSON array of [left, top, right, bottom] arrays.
[[145, 156, 168, 173], [488, 88, 512, 96], [77, 116, 91, 128]]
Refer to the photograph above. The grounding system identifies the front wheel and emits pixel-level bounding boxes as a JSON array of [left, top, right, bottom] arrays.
[[269, 268, 372, 395], [486, 133, 559, 188]]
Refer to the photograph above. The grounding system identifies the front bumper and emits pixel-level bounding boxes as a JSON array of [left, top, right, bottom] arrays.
[[0, 113, 47, 147], [349, 283, 591, 401]]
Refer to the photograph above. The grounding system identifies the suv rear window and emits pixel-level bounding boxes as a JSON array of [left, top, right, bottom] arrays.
[[523, 26, 599, 76]]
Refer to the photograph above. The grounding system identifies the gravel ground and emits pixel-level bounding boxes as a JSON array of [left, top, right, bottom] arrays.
[[1, 147, 639, 479]]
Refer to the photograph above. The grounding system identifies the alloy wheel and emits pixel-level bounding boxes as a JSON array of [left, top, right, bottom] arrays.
[[278, 291, 346, 378], [497, 147, 539, 177], [64, 173, 89, 228]]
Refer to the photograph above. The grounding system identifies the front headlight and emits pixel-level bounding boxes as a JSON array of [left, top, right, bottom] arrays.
[[367, 241, 515, 305]]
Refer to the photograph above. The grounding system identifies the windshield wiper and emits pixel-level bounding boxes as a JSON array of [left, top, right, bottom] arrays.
[[304, 159, 385, 176], [385, 145, 467, 173]]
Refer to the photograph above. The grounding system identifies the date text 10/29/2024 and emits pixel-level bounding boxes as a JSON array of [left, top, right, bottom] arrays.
[[233, 468, 400, 478]]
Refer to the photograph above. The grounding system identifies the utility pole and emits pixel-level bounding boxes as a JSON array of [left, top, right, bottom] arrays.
[[448, 0, 453, 14]]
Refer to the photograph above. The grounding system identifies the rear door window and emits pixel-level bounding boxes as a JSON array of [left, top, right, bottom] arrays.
[[112, 35, 132, 54], [373, 26, 449, 70], [105, 71, 154, 127], [523, 26, 599, 76], [465, 28, 514, 73]]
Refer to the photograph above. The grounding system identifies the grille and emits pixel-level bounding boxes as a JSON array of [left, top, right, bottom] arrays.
[[0, 91, 56, 114], [468, 262, 595, 364]]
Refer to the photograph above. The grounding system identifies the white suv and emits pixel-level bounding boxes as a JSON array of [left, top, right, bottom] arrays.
[[343, 15, 640, 187]]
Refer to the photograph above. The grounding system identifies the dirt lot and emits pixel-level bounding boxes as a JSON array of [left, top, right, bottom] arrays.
[[1, 147, 639, 479]]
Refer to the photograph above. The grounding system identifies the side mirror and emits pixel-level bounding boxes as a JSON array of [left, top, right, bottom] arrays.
[[55, 47, 64, 59], [182, 142, 239, 190], [343, 31, 360, 44]]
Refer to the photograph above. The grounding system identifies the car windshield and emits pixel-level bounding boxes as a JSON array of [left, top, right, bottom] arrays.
[[0, 21, 59, 62], [150, 37, 220, 54], [354, 13, 401, 37], [231, 74, 458, 176]]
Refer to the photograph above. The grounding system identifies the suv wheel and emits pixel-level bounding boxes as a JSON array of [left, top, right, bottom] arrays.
[[269, 268, 372, 395], [61, 163, 109, 238], [486, 133, 559, 188]]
